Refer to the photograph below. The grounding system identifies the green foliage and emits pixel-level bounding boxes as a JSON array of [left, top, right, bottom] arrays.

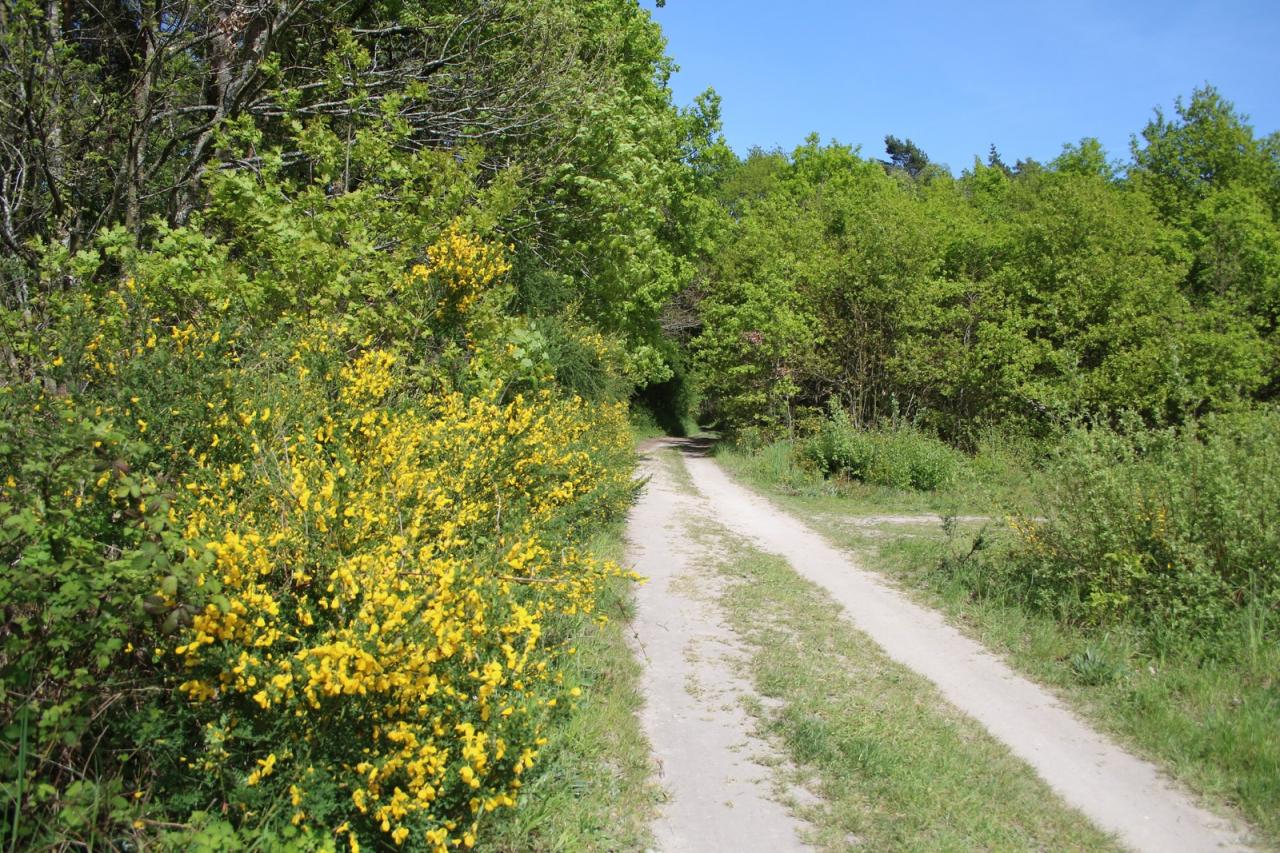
[[883, 134, 931, 178], [995, 410, 1280, 649], [632, 350, 700, 437], [1186, 185, 1280, 323], [1052, 138, 1118, 180], [0, 396, 168, 847], [685, 84, 1280, 843], [0, 2, 706, 846], [696, 87, 1280, 443], [804, 406, 964, 491], [1130, 86, 1279, 222], [4, 0, 710, 384], [1069, 647, 1125, 686], [1, 217, 640, 849]]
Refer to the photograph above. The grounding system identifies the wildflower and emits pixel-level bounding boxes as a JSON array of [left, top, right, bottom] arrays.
[[155, 326, 635, 847]]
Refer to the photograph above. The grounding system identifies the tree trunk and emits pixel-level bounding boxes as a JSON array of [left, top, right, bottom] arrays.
[[43, 0, 68, 252], [124, 0, 155, 234]]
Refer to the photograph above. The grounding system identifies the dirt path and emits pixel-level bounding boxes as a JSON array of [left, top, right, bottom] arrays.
[[627, 438, 1252, 853], [626, 440, 812, 851]]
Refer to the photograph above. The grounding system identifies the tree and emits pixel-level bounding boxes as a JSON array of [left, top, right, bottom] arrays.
[[884, 134, 930, 178], [696, 99, 1278, 440], [0, 0, 693, 326], [1130, 85, 1270, 221], [1053, 138, 1116, 180], [987, 144, 1013, 176]]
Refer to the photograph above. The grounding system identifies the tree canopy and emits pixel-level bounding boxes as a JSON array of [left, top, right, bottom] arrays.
[[693, 86, 1280, 442]]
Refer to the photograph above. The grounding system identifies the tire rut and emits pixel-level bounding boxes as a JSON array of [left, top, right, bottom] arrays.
[[636, 437, 1253, 853], [625, 440, 812, 852]]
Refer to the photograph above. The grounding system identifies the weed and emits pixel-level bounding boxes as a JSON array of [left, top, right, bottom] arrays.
[[1070, 647, 1125, 686]]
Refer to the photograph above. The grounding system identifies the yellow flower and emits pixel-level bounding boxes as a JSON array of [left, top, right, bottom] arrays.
[[157, 327, 635, 847]]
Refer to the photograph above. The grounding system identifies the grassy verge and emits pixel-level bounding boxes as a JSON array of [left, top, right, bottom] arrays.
[[685, 514, 1119, 851], [870, 530, 1278, 848], [714, 443, 1277, 848], [478, 527, 659, 852], [714, 439, 1039, 517]]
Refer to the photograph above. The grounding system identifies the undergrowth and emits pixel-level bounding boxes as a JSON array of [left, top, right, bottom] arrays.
[[1, 213, 644, 851]]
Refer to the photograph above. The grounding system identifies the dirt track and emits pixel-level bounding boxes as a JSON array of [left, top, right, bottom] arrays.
[[625, 440, 811, 851], [626, 438, 1251, 853]]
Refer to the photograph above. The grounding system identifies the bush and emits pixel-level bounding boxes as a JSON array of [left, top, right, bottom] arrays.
[[160, 334, 636, 850], [1000, 410, 1280, 648], [1, 225, 639, 849], [0, 391, 171, 847], [804, 406, 964, 491]]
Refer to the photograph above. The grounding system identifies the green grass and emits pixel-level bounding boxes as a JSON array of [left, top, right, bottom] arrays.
[[688, 516, 1119, 852], [713, 439, 1039, 518], [870, 529, 1280, 849], [477, 527, 659, 852], [714, 442, 1278, 849]]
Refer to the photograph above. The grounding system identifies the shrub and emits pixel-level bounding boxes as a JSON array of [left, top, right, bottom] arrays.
[[804, 406, 964, 491], [1, 228, 638, 849], [0, 390, 171, 847], [1001, 410, 1280, 648], [159, 332, 636, 850]]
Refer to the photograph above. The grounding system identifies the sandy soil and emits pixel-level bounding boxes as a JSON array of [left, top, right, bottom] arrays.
[[625, 440, 813, 852], [627, 437, 1252, 853]]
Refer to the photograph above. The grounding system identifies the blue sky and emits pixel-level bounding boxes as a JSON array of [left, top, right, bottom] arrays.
[[641, 1, 1280, 172]]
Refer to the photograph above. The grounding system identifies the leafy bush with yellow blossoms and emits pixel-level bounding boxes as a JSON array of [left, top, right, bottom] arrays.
[[0, 212, 639, 849]]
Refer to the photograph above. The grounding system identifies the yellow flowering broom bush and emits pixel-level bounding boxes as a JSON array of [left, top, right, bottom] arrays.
[[2, 221, 640, 849], [160, 330, 635, 850]]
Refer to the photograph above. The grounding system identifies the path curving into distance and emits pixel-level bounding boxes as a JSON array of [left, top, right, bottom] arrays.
[[626, 437, 1252, 853]]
